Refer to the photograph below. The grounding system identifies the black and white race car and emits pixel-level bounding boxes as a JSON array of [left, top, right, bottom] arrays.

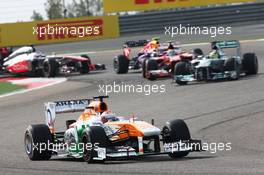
[[1, 46, 105, 77]]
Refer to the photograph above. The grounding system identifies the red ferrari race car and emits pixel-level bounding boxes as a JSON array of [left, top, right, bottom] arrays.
[[142, 46, 203, 80], [1, 46, 105, 77], [113, 38, 202, 78]]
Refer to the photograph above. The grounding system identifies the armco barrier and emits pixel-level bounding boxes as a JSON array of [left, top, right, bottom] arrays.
[[119, 2, 264, 35], [104, 0, 256, 13]]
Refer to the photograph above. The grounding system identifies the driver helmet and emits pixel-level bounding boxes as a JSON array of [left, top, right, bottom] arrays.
[[212, 43, 220, 50], [100, 111, 119, 123], [209, 50, 220, 59], [30, 45, 36, 52], [150, 37, 160, 49]]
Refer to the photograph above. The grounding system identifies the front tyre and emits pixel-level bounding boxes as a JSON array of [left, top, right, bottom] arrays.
[[82, 126, 109, 163], [162, 119, 191, 158], [42, 59, 57, 77], [113, 55, 129, 74], [174, 61, 190, 85], [145, 59, 158, 80], [24, 124, 52, 160]]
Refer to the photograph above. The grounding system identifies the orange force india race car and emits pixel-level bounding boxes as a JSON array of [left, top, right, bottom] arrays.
[[24, 96, 202, 163]]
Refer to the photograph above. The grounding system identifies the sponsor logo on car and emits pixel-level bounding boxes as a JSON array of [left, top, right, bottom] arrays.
[[55, 100, 88, 107]]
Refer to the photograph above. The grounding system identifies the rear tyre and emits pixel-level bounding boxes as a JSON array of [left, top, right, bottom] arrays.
[[24, 124, 52, 160], [42, 59, 57, 77], [174, 61, 190, 85], [80, 54, 92, 64], [79, 61, 90, 74], [0, 55, 3, 70], [242, 53, 258, 75], [82, 126, 109, 163], [113, 55, 129, 74], [145, 59, 158, 80], [79, 55, 91, 74], [162, 119, 190, 158], [142, 59, 147, 78]]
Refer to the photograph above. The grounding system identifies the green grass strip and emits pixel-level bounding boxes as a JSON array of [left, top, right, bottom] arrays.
[[0, 82, 25, 95]]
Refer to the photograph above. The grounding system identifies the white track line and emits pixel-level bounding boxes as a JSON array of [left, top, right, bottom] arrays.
[[0, 78, 67, 99]]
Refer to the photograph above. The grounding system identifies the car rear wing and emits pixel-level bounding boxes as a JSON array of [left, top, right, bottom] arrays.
[[211, 40, 240, 49], [44, 99, 91, 133], [211, 40, 241, 57]]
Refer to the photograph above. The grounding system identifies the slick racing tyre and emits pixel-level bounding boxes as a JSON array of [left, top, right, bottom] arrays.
[[162, 119, 191, 158], [113, 55, 129, 74], [79, 55, 91, 74], [42, 59, 57, 77], [80, 54, 92, 65], [242, 53, 258, 75], [82, 126, 109, 163], [142, 59, 147, 78], [144, 59, 158, 80], [174, 61, 190, 85], [0, 55, 3, 69], [24, 124, 52, 160], [79, 61, 90, 74]]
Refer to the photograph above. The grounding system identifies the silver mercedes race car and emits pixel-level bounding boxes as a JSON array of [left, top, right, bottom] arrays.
[[173, 40, 258, 85]]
